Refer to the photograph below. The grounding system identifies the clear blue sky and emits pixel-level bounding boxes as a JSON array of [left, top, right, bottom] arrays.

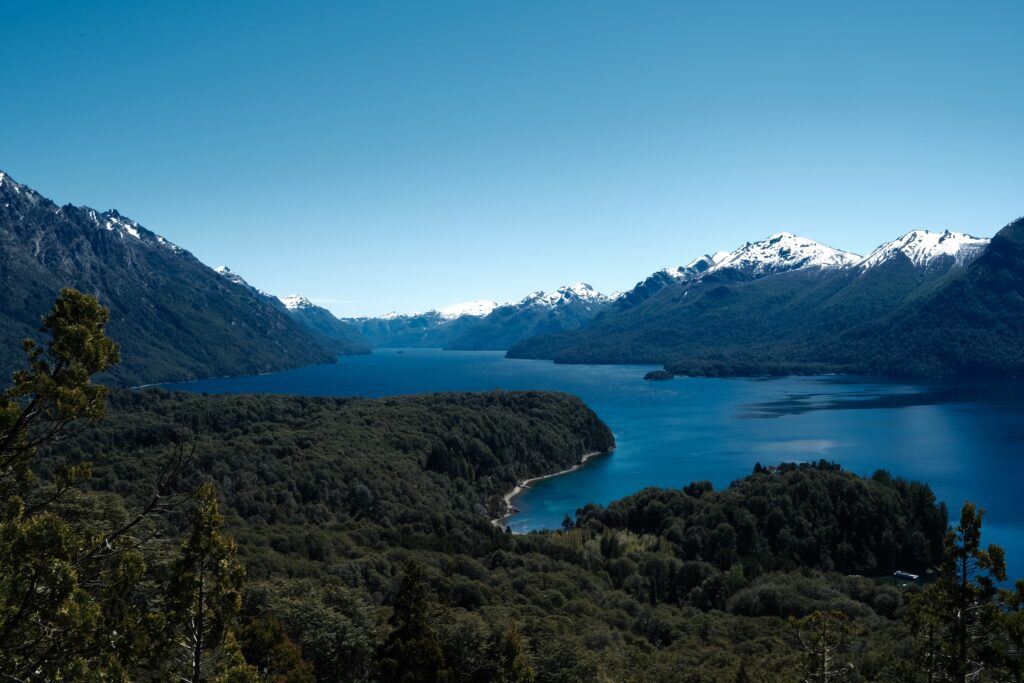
[[4, 1, 1022, 316]]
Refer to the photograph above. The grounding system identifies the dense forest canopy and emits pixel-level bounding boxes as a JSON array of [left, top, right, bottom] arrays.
[[5, 289, 1024, 681]]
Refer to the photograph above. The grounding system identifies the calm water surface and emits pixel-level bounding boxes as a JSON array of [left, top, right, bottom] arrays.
[[163, 349, 1024, 572]]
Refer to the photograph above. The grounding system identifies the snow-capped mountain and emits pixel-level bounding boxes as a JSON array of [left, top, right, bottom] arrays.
[[518, 283, 609, 308], [855, 230, 989, 272], [614, 234, 858, 313], [0, 170, 337, 384], [214, 265, 251, 288], [507, 221, 1018, 374], [278, 294, 316, 311], [351, 283, 615, 351], [273, 295, 370, 355], [437, 299, 500, 319], [377, 299, 500, 321], [446, 283, 613, 351], [614, 252, 730, 308], [707, 233, 860, 277], [669, 252, 731, 279], [208, 274, 371, 356], [2, 171, 186, 255]]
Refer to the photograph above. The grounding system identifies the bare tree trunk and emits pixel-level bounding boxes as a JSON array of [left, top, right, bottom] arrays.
[[192, 575, 205, 683]]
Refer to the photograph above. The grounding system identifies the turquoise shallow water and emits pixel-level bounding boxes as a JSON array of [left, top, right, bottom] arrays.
[[163, 349, 1024, 573]]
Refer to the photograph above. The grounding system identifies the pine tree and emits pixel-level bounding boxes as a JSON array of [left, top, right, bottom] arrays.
[[164, 482, 254, 683], [904, 501, 1007, 682], [0, 289, 144, 679], [1000, 579, 1024, 681]]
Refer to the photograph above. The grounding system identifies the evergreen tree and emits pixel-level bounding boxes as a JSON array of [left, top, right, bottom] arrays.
[[163, 482, 254, 683], [0, 289, 145, 679], [904, 502, 1007, 682], [1000, 579, 1024, 681], [378, 562, 451, 682]]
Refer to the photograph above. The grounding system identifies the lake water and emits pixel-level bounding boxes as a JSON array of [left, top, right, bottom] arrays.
[[163, 349, 1024, 573]]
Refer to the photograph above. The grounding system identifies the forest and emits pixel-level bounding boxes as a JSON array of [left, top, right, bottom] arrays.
[[3, 289, 1024, 682]]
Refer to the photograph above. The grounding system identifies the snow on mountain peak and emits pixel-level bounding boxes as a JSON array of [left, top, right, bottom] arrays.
[[855, 229, 989, 271], [279, 295, 314, 311], [516, 283, 609, 308], [102, 213, 141, 240], [74, 205, 185, 253], [562, 282, 604, 300], [708, 233, 860, 276], [437, 300, 499, 320], [664, 251, 730, 279], [214, 265, 250, 287]]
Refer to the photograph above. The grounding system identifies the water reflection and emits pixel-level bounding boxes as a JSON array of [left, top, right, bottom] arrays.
[[741, 379, 1024, 418]]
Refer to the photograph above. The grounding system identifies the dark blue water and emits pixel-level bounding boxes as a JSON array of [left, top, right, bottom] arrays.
[[163, 349, 1024, 573]]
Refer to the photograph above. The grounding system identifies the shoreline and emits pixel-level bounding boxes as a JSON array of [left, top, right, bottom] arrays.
[[491, 449, 612, 530]]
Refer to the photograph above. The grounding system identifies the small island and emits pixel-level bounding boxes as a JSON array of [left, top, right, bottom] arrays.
[[643, 369, 674, 381]]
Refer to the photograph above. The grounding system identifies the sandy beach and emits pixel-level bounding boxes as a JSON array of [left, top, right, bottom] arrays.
[[491, 449, 611, 529]]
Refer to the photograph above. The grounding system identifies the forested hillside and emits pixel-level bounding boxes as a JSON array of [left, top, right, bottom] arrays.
[[827, 216, 1024, 377], [46, 390, 962, 681], [8, 290, 1024, 682], [510, 219, 1024, 379]]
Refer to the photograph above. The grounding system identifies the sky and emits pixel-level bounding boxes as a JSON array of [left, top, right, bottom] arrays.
[[3, 1, 1023, 317]]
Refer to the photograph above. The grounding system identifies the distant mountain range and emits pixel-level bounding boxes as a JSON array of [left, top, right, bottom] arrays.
[[346, 282, 616, 350], [353, 226, 1015, 378], [210, 267, 370, 356], [508, 225, 1024, 378], [2, 168, 1019, 382], [0, 171, 366, 385]]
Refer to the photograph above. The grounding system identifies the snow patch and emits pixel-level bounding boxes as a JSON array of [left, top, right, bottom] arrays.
[[214, 265, 250, 287], [855, 230, 989, 270], [278, 295, 315, 311], [520, 283, 610, 307], [437, 300, 500, 319], [708, 233, 860, 276]]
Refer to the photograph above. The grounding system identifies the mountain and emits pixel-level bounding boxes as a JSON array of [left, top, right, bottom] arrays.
[[610, 234, 856, 312], [436, 299, 500, 318], [705, 232, 859, 278], [612, 253, 728, 308], [348, 283, 614, 351], [854, 229, 989, 272], [0, 171, 335, 385], [210, 266, 370, 356], [276, 295, 371, 355], [345, 299, 500, 348], [831, 219, 1024, 377], [445, 282, 613, 350], [508, 228, 1003, 377]]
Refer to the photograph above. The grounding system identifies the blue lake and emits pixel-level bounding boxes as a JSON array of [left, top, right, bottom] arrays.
[[163, 348, 1024, 573]]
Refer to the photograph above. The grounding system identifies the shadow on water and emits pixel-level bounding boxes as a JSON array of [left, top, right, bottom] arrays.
[[740, 377, 1024, 419]]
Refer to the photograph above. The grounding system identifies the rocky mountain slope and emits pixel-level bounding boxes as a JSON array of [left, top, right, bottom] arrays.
[[0, 171, 336, 385]]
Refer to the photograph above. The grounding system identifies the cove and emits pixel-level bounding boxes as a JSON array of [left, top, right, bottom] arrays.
[[162, 348, 1024, 573]]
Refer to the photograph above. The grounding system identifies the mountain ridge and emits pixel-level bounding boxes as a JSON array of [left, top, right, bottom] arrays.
[[506, 224, 1011, 377], [0, 170, 340, 385]]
